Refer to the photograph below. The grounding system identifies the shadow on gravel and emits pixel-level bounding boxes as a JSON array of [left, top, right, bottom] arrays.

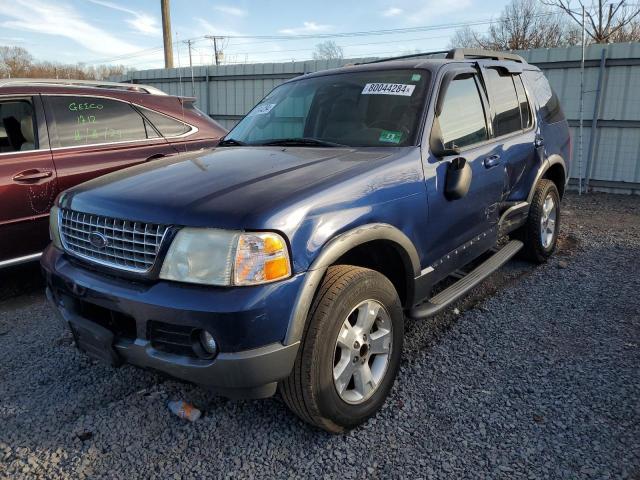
[[403, 258, 536, 355], [0, 262, 45, 303]]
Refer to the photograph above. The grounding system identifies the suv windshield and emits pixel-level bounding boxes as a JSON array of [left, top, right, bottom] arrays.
[[225, 69, 431, 148]]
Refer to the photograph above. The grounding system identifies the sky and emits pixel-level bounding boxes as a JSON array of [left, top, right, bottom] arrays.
[[0, 0, 507, 69]]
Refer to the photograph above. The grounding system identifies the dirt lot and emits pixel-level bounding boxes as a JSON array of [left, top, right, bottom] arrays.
[[0, 192, 638, 479]]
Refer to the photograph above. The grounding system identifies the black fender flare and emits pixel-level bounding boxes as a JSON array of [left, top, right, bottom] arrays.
[[527, 154, 567, 204], [283, 223, 420, 345]]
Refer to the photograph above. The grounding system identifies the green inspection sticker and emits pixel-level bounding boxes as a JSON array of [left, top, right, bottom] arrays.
[[411, 73, 422, 81], [379, 130, 403, 144]]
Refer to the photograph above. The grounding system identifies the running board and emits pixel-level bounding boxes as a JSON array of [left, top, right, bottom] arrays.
[[408, 240, 523, 319]]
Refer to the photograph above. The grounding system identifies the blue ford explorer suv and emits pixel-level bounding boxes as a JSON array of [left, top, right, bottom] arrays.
[[42, 49, 570, 432]]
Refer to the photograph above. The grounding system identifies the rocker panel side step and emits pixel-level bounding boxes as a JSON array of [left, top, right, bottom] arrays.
[[408, 240, 523, 319]]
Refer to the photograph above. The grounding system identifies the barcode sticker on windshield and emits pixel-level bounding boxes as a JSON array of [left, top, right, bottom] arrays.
[[248, 103, 276, 116], [361, 83, 415, 96]]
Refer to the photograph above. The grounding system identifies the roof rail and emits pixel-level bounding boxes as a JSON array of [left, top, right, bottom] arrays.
[[0, 78, 167, 95], [358, 48, 527, 66], [358, 50, 451, 65], [446, 48, 527, 63]]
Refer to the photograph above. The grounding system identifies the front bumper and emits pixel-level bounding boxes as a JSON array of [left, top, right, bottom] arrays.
[[42, 246, 303, 398]]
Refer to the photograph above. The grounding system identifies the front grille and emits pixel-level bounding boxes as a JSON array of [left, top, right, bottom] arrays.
[[59, 209, 169, 273]]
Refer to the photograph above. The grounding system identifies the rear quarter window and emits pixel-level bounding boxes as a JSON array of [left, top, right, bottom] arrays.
[[139, 107, 191, 137], [523, 70, 565, 124]]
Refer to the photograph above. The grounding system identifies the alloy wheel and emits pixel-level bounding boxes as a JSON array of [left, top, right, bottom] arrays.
[[332, 299, 392, 404]]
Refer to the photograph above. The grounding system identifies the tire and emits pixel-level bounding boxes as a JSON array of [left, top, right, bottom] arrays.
[[280, 265, 404, 433], [514, 179, 560, 263]]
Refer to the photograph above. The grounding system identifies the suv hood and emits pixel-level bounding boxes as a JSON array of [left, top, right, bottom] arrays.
[[60, 146, 400, 230]]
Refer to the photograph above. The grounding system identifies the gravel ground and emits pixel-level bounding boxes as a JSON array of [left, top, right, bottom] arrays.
[[0, 192, 638, 479]]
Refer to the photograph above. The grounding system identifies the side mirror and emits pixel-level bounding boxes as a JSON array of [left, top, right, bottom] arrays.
[[445, 157, 472, 200], [429, 119, 460, 158]]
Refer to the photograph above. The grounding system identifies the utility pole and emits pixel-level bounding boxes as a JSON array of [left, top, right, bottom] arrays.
[[187, 39, 193, 69], [578, 5, 586, 195], [161, 0, 174, 68], [186, 39, 195, 95], [213, 37, 219, 66], [205, 35, 221, 66]]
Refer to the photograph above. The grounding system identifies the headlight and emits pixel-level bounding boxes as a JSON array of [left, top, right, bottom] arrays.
[[159, 229, 291, 286], [159, 228, 238, 285], [49, 206, 62, 249]]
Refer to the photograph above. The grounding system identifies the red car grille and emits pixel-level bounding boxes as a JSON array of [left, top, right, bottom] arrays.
[[59, 209, 169, 273]]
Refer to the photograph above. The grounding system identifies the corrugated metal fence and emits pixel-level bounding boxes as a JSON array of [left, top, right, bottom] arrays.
[[113, 43, 640, 193], [518, 43, 640, 194]]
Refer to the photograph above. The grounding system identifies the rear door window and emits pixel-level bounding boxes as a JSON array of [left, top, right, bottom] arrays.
[[47, 96, 153, 148], [0, 100, 37, 152], [438, 76, 488, 150], [485, 68, 521, 137]]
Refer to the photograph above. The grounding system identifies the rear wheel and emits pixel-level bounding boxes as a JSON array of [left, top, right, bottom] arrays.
[[280, 265, 404, 433], [515, 179, 560, 263]]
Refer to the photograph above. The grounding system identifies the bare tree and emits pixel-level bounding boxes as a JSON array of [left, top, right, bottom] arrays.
[[0, 46, 33, 77], [610, 18, 640, 41], [541, 0, 640, 43], [312, 40, 344, 60], [449, 26, 483, 48], [0, 45, 130, 79], [449, 0, 579, 49]]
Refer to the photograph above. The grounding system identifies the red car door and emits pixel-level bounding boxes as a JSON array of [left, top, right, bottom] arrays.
[[0, 95, 57, 265], [43, 95, 178, 193]]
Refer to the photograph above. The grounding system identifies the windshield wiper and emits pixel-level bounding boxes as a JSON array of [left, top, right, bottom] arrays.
[[218, 137, 246, 147], [255, 138, 347, 148]]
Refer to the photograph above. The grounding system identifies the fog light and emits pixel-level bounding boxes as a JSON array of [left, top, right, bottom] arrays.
[[200, 330, 218, 355]]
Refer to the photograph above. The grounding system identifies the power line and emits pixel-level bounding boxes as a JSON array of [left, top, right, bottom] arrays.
[[224, 46, 450, 65], [201, 12, 562, 41], [82, 9, 594, 66], [223, 33, 452, 57]]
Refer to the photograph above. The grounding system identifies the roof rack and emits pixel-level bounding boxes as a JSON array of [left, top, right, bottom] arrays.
[[0, 78, 167, 95], [359, 48, 527, 65], [446, 48, 526, 63]]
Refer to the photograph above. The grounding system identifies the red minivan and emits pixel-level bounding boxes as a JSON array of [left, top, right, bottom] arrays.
[[0, 79, 227, 268]]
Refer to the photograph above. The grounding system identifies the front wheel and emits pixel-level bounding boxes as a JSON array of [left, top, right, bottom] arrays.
[[280, 265, 404, 433], [515, 179, 560, 263]]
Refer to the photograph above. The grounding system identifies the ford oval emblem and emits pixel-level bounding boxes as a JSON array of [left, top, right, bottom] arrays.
[[88, 231, 108, 249]]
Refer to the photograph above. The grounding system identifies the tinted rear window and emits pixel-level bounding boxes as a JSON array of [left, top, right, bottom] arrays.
[[0, 100, 36, 152], [485, 68, 521, 137], [523, 70, 565, 124]]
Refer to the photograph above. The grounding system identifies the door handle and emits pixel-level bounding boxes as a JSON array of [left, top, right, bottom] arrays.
[[534, 135, 544, 148], [483, 155, 501, 168], [12, 169, 53, 182]]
